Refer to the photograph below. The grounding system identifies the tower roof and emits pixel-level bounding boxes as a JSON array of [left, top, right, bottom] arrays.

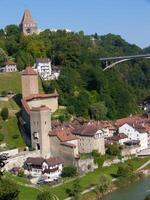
[[22, 67, 37, 75], [20, 9, 37, 25]]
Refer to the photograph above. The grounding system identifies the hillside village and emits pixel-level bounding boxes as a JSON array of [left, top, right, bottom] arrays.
[[1, 65, 150, 184], [1, 8, 150, 200]]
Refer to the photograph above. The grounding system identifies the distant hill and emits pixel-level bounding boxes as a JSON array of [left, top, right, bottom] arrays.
[[143, 46, 150, 53]]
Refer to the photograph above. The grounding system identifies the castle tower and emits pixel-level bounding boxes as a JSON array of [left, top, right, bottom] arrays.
[[30, 106, 51, 158], [21, 67, 39, 98], [20, 9, 38, 35]]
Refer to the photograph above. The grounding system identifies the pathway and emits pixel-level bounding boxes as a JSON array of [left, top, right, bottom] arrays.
[[136, 159, 150, 172]]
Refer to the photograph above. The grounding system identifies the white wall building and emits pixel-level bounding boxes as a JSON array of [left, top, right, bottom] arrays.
[[24, 157, 63, 182], [118, 123, 148, 151], [34, 58, 52, 80], [0, 61, 17, 73]]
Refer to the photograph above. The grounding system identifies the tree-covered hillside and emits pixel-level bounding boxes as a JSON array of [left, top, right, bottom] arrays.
[[0, 25, 150, 119]]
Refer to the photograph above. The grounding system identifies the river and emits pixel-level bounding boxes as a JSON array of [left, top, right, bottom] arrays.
[[103, 176, 150, 200]]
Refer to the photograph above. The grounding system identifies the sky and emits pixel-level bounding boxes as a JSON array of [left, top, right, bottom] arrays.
[[0, 0, 150, 48]]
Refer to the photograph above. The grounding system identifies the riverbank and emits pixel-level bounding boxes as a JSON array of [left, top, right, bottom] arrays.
[[80, 162, 150, 200], [50, 157, 150, 199], [80, 172, 146, 200], [3, 156, 150, 200]]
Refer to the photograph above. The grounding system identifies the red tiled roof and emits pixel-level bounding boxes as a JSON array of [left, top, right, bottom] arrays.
[[46, 157, 64, 166], [22, 67, 37, 75], [108, 133, 128, 142], [115, 115, 146, 127], [3, 60, 16, 65], [72, 121, 116, 137], [24, 157, 63, 167], [25, 92, 59, 101], [21, 98, 30, 114], [49, 127, 78, 142]]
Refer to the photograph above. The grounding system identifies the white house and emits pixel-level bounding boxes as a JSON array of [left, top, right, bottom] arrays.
[[34, 58, 52, 80], [0, 61, 17, 73], [118, 123, 148, 151], [24, 157, 63, 182]]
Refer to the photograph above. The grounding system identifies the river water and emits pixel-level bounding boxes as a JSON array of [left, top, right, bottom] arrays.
[[103, 176, 150, 200]]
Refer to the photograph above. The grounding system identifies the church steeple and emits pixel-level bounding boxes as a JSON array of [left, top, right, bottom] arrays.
[[20, 9, 38, 35]]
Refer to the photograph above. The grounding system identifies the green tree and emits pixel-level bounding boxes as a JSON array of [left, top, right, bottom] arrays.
[[66, 178, 81, 200], [61, 166, 77, 177], [36, 191, 53, 200], [1, 108, 9, 121], [106, 144, 121, 157], [95, 174, 112, 195], [0, 178, 19, 200], [90, 101, 108, 120], [116, 163, 133, 177], [0, 48, 8, 64]]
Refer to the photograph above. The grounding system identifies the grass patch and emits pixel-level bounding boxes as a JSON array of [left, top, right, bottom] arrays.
[[0, 72, 21, 93], [0, 116, 25, 149], [0, 72, 44, 94], [18, 185, 40, 200], [0, 99, 20, 110]]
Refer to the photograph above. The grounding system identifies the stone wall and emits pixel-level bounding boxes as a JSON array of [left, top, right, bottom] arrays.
[[3, 150, 40, 170], [27, 97, 58, 113], [78, 135, 105, 155], [50, 136, 76, 165], [22, 74, 39, 98], [75, 158, 97, 174]]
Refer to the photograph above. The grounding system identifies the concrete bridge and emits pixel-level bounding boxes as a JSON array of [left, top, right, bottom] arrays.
[[99, 54, 150, 71]]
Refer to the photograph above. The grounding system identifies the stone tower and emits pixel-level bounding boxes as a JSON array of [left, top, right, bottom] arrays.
[[21, 67, 39, 98], [30, 106, 51, 158], [20, 9, 38, 35]]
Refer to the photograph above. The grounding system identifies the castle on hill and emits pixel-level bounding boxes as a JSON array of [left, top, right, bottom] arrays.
[[19, 9, 38, 35], [19, 9, 71, 35]]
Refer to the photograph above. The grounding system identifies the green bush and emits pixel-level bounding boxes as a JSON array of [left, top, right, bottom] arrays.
[[1, 91, 7, 97], [1, 107, 9, 121], [12, 134, 19, 139], [92, 150, 106, 168], [116, 163, 133, 177], [61, 166, 77, 177], [18, 169, 24, 177], [0, 134, 4, 142], [106, 143, 121, 157], [36, 191, 53, 200], [0, 177, 19, 200]]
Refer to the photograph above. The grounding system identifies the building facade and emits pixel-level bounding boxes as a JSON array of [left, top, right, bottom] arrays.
[[72, 122, 106, 155], [22, 67, 39, 98], [30, 106, 51, 157], [34, 58, 52, 80], [119, 123, 148, 151], [0, 61, 17, 73], [49, 127, 79, 165], [20, 9, 38, 35], [24, 157, 63, 182]]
